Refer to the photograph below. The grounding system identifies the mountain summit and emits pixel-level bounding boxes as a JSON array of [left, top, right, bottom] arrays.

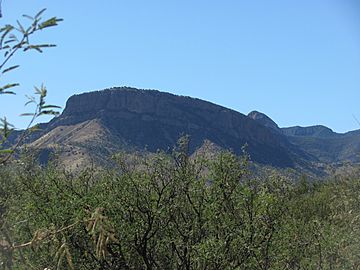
[[44, 87, 302, 167], [10, 87, 360, 172], [17, 87, 313, 169]]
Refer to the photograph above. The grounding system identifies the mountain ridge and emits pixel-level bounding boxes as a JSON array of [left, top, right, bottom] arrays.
[[7, 87, 360, 173], [248, 110, 360, 163], [48, 87, 304, 167]]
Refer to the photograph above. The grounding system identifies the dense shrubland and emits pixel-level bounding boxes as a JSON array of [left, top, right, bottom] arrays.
[[0, 138, 359, 269]]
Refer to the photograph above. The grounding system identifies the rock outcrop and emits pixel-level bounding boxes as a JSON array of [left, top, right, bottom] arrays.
[[247, 111, 280, 132]]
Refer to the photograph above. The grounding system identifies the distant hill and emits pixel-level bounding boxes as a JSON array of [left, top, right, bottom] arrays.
[[7, 87, 360, 173], [248, 111, 360, 163]]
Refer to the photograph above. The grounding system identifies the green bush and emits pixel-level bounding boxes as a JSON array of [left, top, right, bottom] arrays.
[[0, 141, 359, 269]]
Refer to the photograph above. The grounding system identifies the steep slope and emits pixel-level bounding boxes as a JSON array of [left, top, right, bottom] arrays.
[[30, 87, 311, 168], [248, 111, 280, 132], [28, 119, 127, 170]]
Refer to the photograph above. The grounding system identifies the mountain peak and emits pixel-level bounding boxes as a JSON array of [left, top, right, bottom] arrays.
[[41, 87, 300, 168], [247, 111, 280, 131]]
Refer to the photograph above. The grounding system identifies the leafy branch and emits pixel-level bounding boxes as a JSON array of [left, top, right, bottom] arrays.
[[0, 8, 62, 164], [0, 85, 61, 164], [0, 8, 63, 95]]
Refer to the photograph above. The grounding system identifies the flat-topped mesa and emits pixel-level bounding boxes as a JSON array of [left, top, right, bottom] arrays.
[[62, 87, 246, 120], [62, 87, 172, 116], [48, 87, 298, 168], [58, 87, 258, 134]]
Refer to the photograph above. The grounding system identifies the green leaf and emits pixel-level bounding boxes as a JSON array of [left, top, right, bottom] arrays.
[[0, 117, 13, 127], [39, 84, 47, 98], [2, 65, 20, 74], [0, 25, 12, 33], [4, 39, 17, 45], [1, 91, 16, 95], [22, 14, 35, 20], [39, 110, 59, 116], [23, 44, 56, 52], [41, 105, 62, 109], [34, 8, 47, 20], [20, 113, 36, 117], [34, 86, 41, 95], [23, 45, 43, 53], [0, 83, 20, 93], [33, 44, 56, 48], [38, 17, 63, 30], [16, 20, 26, 34], [0, 25, 14, 46], [0, 117, 14, 139], [25, 95, 36, 106]]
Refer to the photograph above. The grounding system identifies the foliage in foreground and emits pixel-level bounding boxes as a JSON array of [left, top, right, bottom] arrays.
[[0, 142, 359, 269], [0, 9, 62, 164]]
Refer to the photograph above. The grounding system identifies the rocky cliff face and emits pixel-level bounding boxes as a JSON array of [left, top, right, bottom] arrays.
[[42, 87, 306, 168], [247, 111, 280, 132]]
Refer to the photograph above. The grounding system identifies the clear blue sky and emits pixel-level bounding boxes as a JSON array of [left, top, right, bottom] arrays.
[[1, 0, 359, 132]]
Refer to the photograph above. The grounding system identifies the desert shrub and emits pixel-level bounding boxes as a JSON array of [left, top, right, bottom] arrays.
[[0, 141, 359, 269]]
